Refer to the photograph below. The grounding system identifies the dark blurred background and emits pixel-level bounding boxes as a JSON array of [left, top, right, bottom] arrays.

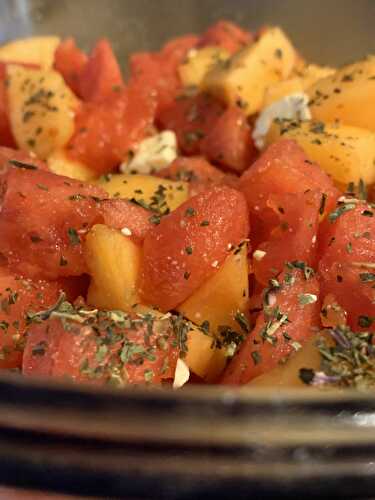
[[1, 0, 375, 71]]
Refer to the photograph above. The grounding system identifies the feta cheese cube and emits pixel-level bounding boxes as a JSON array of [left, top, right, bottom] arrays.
[[120, 130, 178, 174], [253, 93, 311, 150], [173, 358, 190, 389]]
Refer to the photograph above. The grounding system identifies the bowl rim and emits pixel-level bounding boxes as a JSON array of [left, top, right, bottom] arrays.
[[2, 372, 375, 498], [1, 371, 375, 443]]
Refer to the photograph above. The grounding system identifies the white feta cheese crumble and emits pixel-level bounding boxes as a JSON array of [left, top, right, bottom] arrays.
[[253, 249, 267, 261], [121, 227, 132, 236], [120, 130, 178, 174], [173, 358, 190, 389], [253, 93, 311, 150]]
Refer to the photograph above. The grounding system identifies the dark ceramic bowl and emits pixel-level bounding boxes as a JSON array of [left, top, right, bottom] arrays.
[[1, 1, 375, 498]]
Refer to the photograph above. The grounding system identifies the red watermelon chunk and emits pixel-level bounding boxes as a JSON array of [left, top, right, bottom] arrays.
[[79, 38, 125, 102], [67, 83, 156, 175], [130, 34, 198, 116], [54, 37, 88, 97], [139, 185, 250, 311], [318, 201, 375, 331], [222, 266, 320, 384], [0, 165, 106, 279], [157, 92, 224, 155], [240, 139, 340, 247], [318, 201, 375, 270], [319, 262, 375, 332], [253, 190, 321, 286], [100, 198, 153, 245], [200, 105, 256, 172], [0, 267, 61, 369], [23, 309, 178, 385], [0, 63, 16, 148], [0, 145, 48, 171]]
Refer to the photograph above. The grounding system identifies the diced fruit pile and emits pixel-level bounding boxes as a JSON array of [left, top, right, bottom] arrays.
[[0, 21, 373, 390]]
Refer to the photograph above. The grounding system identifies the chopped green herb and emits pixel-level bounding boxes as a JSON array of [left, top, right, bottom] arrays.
[[269, 278, 281, 290], [358, 179, 368, 200], [68, 193, 86, 201], [298, 293, 318, 305], [274, 48, 283, 59], [32, 340, 48, 357], [358, 315, 374, 328], [184, 130, 205, 145], [67, 227, 80, 246], [361, 209, 373, 218], [59, 256, 68, 266], [328, 203, 356, 222], [144, 368, 154, 382], [284, 272, 295, 286], [8, 159, 37, 170], [234, 311, 250, 333], [342, 74, 354, 82], [286, 261, 315, 280], [149, 214, 161, 225], [185, 207, 196, 217], [95, 344, 108, 363], [259, 313, 289, 345], [310, 121, 325, 134], [319, 193, 327, 215], [251, 351, 262, 365], [0, 321, 9, 331], [30, 234, 42, 243], [291, 340, 302, 351], [359, 272, 375, 282], [200, 320, 210, 334], [217, 325, 244, 353], [312, 326, 375, 390]]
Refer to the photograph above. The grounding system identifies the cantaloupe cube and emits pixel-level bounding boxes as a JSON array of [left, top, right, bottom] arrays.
[[6, 65, 79, 159], [97, 174, 188, 212], [202, 27, 297, 115]]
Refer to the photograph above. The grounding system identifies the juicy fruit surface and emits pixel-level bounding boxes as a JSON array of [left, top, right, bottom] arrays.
[[100, 198, 153, 245], [318, 202, 375, 269], [318, 202, 375, 332], [0, 165, 106, 279], [200, 105, 256, 172], [54, 37, 88, 97], [0, 269, 61, 369], [130, 34, 198, 116], [0, 146, 48, 171], [240, 139, 339, 247], [253, 190, 321, 285], [158, 93, 224, 155], [79, 38, 124, 102], [140, 186, 250, 311], [23, 311, 179, 385], [222, 267, 320, 384]]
